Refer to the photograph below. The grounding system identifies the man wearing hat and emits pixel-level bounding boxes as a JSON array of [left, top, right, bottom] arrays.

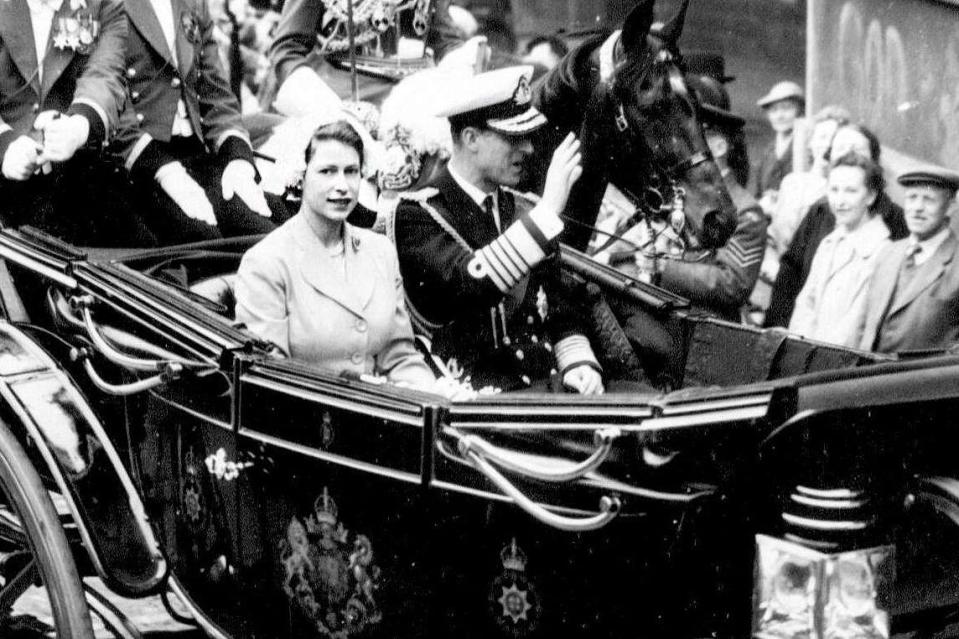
[[750, 80, 804, 206], [858, 167, 959, 353], [391, 65, 604, 394]]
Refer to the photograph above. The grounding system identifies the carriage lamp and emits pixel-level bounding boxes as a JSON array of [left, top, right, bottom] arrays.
[[752, 535, 893, 639]]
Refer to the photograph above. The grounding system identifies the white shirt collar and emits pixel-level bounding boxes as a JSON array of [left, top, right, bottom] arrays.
[[25, 0, 63, 82], [909, 226, 952, 266], [826, 214, 890, 255], [448, 164, 501, 230]]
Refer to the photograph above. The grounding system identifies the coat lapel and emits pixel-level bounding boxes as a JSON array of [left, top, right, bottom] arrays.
[[432, 168, 498, 247], [862, 242, 905, 349], [126, 0, 175, 65], [171, 0, 196, 76], [889, 232, 957, 316], [294, 215, 366, 318], [0, 0, 41, 96], [40, 0, 81, 97]]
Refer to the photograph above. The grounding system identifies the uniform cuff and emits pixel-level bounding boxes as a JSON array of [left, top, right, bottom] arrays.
[[129, 139, 178, 183], [0, 130, 17, 163], [67, 102, 106, 147], [466, 214, 554, 294], [554, 334, 602, 375], [217, 134, 255, 164]]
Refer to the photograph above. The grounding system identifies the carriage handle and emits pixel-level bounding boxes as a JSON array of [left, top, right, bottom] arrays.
[[69, 295, 213, 373], [457, 443, 621, 532], [71, 347, 180, 396], [452, 427, 622, 483]]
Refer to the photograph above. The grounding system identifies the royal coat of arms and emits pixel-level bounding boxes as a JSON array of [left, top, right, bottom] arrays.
[[279, 487, 382, 637]]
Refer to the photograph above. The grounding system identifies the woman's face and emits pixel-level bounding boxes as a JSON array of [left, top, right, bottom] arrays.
[[808, 119, 839, 163], [827, 165, 877, 231], [829, 128, 871, 161], [765, 100, 800, 134], [302, 140, 361, 223]]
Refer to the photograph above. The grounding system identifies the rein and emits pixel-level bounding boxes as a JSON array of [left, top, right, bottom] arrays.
[[587, 38, 712, 260]]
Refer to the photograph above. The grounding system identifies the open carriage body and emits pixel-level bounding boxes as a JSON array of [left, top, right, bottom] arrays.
[[0, 227, 956, 638]]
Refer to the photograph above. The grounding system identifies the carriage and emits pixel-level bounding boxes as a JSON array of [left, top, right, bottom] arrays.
[[3, 1, 959, 638]]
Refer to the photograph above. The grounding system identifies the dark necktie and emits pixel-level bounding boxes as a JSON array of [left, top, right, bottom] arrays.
[[484, 193, 498, 232], [898, 244, 922, 291]]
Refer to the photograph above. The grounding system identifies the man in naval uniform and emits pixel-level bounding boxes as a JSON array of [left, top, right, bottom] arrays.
[[0, 0, 127, 242], [858, 167, 959, 353], [268, 0, 463, 111], [392, 65, 604, 394]]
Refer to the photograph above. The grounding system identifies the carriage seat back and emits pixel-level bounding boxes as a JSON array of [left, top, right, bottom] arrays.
[[190, 274, 237, 319]]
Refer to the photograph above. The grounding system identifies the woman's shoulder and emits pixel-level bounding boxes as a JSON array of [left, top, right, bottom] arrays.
[[241, 217, 303, 268]]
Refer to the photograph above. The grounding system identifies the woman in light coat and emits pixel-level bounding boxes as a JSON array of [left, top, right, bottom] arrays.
[[788, 152, 891, 347], [235, 121, 435, 388]]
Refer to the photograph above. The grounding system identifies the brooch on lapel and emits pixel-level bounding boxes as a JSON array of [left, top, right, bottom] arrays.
[[52, 0, 100, 54], [180, 10, 202, 45]]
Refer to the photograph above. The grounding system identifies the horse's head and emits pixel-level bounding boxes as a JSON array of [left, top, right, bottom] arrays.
[[602, 0, 738, 250]]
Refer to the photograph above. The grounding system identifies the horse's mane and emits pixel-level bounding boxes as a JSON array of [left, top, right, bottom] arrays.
[[533, 33, 609, 133]]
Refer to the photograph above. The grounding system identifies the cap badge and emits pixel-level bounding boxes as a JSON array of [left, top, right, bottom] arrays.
[[513, 75, 532, 106]]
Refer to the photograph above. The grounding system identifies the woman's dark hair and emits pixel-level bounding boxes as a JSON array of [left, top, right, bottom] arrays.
[[304, 121, 364, 166], [829, 150, 885, 202]]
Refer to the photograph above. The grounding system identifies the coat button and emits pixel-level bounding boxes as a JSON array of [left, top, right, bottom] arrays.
[[130, 91, 140, 103], [515, 349, 525, 361], [171, 77, 181, 88], [126, 67, 136, 78], [355, 319, 367, 332], [135, 113, 144, 122], [32, 103, 39, 113], [351, 352, 364, 365]]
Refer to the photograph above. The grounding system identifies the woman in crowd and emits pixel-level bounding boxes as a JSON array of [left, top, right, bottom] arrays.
[[787, 152, 891, 347], [766, 105, 851, 262], [235, 121, 436, 388], [764, 123, 908, 327]]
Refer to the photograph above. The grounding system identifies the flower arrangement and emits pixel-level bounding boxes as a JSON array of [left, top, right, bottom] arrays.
[[52, 0, 99, 54]]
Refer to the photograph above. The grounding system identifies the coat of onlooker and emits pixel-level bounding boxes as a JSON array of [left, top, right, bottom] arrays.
[[750, 81, 804, 208], [788, 152, 891, 347], [764, 123, 908, 328], [859, 168, 959, 353]]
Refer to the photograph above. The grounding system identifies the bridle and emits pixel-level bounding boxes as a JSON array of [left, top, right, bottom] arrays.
[[585, 40, 714, 258]]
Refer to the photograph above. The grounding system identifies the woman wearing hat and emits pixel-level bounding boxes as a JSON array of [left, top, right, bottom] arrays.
[[750, 80, 805, 207]]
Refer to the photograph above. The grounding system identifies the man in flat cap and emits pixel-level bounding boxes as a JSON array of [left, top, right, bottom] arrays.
[[859, 167, 959, 353], [391, 66, 604, 394]]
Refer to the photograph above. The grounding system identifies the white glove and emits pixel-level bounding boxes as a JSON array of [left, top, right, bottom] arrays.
[[529, 133, 582, 237], [35, 112, 89, 163], [1, 135, 42, 181], [155, 162, 217, 226], [221, 159, 272, 218], [562, 365, 604, 395]]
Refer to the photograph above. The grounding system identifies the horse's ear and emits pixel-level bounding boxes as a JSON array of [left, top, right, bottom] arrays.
[[658, 0, 691, 47], [620, 0, 655, 57]]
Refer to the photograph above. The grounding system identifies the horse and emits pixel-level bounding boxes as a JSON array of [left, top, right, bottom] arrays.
[[533, 0, 739, 254]]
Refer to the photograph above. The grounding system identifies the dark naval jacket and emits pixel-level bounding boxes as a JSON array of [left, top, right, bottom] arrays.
[[392, 167, 599, 391], [114, 0, 255, 180]]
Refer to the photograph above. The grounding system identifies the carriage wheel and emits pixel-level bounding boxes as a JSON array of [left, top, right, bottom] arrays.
[[0, 417, 95, 638]]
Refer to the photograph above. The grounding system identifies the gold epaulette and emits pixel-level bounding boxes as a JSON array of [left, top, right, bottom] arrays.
[[397, 187, 440, 203]]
